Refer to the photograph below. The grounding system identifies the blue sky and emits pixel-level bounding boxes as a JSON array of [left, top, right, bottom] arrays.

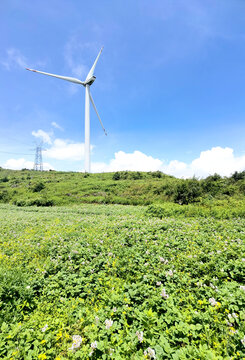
[[1, 0, 245, 177]]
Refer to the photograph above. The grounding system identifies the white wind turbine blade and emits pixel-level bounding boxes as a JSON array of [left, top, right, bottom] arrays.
[[26, 68, 84, 85], [85, 47, 103, 81], [89, 92, 107, 136]]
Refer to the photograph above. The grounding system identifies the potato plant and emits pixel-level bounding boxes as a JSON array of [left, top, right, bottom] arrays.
[[0, 204, 244, 359]]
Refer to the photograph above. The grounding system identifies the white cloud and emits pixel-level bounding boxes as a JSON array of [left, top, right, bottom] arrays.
[[162, 160, 189, 178], [1, 48, 46, 72], [92, 150, 163, 172], [1, 48, 28, 70], [162, 147, 245, 178], [4, 158, 54, 171], [51, 121, 63, 131], [31, 127, 92, 162], [63, 37, 106, 93], [189, 147, 245, 177], [64, 38, 90, 79], [91, 162, 110, 173], [32, 129, 52, 144], [91, 147, 245, 178], [43, 138, 91, 161], [3, 145, 245, 177]]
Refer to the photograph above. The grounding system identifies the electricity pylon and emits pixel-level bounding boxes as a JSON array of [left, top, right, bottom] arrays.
[[33, 144, 43, 171]]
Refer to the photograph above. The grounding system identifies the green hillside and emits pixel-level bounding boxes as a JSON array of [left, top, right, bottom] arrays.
[[0, 168, 245, 208]]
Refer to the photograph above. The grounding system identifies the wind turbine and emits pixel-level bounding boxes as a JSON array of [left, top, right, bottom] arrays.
[[26, 47, 106, 173]]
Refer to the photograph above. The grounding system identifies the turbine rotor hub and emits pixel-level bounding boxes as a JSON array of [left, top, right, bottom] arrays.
[[84, 76, 96, 86]]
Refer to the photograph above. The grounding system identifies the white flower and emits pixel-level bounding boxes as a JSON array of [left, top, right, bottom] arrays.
[[105, 319, 113, 329], [156, 281, 162, 286], [159, 257, 168, 264], [69, 335, 83, 351], [241, 336, 245, 346], [136, 330, 143, 343], [210, 283, 218, 290], [112, 307, 117, 312], [144, 347, 156, 359], [89, 340, 98, 355], [89, 340, 98, 356], [240, 285, 245, 291], [109, 348, 115, 356], [95, 316, 100, 324], [166, 270, 173, 277], [209, 298, 217, 306], [232, 312, 238, 318], [41, 324, 48, 332], [161, 288, 169, 299], [26, 286, 30, 289], [91, 341, 97, 350]]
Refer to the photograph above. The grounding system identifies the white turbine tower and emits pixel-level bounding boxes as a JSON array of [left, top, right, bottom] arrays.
[[26, 47, 106, 173]]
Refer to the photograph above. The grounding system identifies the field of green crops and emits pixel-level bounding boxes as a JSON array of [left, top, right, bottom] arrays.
[[0, 204, 245, 359]]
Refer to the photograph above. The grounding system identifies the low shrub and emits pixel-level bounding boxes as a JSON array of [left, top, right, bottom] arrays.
[[31, 182, 45, 192], [146, 202, 245, 219], [201, 174, 223, 196], [130, 171, 142, 180], [112, 171, 130, 180], [231, 170, 245, 181], [14, 198, 54, 207], [14, 199, 27, 207], [174, 179, 202, 204], [0, 176, 9, 183], [112, 172, 121, 180], [151, 170, 163, 178], [0, 190, 9, 202]]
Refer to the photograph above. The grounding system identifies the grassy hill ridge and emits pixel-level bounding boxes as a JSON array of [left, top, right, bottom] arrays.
[[0, 168, 245, 207]]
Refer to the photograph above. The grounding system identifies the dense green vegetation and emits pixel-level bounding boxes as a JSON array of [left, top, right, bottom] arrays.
[[0, 204, 245, 359], [0, 168, 245, 207], [146, 201, 245, 220], [1, 168, 245, 358]]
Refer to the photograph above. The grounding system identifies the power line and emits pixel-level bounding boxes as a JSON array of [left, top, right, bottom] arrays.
[[0, 150, 33, 156], [0, 135, 32, 147]]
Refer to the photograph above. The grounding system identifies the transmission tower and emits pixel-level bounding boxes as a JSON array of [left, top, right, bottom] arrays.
[[33, 145, 43, 171]]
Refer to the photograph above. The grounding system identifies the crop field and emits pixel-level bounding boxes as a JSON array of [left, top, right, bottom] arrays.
[[0, 204, 245, 359]]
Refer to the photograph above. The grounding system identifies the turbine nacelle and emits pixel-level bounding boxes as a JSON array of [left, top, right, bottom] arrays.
[[83, 75, 96, 86]]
